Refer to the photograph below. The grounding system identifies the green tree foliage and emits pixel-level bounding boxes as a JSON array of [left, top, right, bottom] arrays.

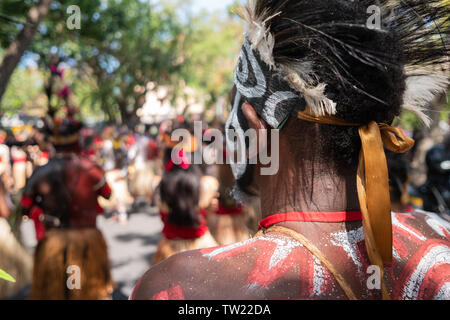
[[1, 0, 244, 123], [2, 65, 47, 116], [180, 6, 243, 107]]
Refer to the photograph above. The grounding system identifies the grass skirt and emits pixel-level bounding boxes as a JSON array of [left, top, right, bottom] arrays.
[[0, 218, 33, 299], [99, 169, 133, 210], [30, 228, 113, 300], [128, 163, 156, 199]]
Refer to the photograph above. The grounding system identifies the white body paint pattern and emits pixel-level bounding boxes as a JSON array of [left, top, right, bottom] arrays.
[[419, 210, 450, 239], [402, 245, 450, 300], [200, 211, 450, 300], [392, 214, 427, 242], [433, 282, 450, 300], [202, 232, 337, 298], [330, 227, 365, 276], [204, 233, 304, 271], [311, 257, 327, 297], [393, 247, 402, 261], [266, 235, 304, 270], [202, 236, 260, 260]]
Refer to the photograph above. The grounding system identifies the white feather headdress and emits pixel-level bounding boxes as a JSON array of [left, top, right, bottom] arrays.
[[238, 0, 449, 123], [239, 0, 337, 117]]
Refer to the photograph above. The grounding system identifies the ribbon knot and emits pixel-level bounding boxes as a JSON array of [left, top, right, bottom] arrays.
[[379, 123, 415, 154], [298, 112, 415, 300]]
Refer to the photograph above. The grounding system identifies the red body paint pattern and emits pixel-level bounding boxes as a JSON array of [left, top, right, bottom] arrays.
[[199, 212, 450, 300], [392, 238, 450, 300], [201, 236, 327, 298], [139, 212, 448, 300], [151, 285, 185, 300]]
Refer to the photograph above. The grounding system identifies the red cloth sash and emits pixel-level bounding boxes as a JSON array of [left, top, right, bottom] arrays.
[[40, 152, 50, 160], [160, 209, 208, 240], [215, 204, 243, 216], [20, 195, 45, 241], [20, 195, 33, 209], [30, 206, 46, 241]]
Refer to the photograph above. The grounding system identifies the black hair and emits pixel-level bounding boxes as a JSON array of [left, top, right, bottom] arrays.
[[54, 142, 81, 154], [83, 135, 94, 150], [218, 163, 241, 208], [26, 158, 72, 228], [160, 165, 202, 227], [163, 147, 173, 166], [253, 0, 448, 168]]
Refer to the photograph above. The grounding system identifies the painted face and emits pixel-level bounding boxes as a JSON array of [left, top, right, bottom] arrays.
[[225, 37, 305, 201]]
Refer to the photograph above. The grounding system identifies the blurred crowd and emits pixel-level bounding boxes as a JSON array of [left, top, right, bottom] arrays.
[[0, 110, 448, 300], [0, 113, 261, 299]]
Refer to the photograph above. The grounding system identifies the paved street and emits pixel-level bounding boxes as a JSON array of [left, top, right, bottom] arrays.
[[97, 206, 163, 300]]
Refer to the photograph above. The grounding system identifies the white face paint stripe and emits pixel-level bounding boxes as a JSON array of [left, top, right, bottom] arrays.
[[234, 38, 266, 99], [235, 49, 249, 86], [262, 91, 299, 128], [225, 91, 247, 179], [402, 245, 450, 300]]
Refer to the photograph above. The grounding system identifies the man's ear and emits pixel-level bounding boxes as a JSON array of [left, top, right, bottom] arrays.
[[242, 103, 267, 131], [242, 102, 268, 159]]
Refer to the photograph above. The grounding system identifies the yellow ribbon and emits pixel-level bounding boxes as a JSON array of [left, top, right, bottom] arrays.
[[297, 111, 415, 300]]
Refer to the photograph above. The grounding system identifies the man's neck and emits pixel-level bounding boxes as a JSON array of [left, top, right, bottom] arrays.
[[255, 157, 363, 245], [258, 159, 360, 219]]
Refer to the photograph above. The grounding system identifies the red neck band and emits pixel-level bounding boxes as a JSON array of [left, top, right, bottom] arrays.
[[259, 211, 363, 230]]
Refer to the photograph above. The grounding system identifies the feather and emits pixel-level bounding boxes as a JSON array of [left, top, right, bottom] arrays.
[[284, 71, 337, 116], [240, 0, 340, 114], [403, 73, 449, 127], [240, 0, 277, 68], [237, 0, 449, 120]]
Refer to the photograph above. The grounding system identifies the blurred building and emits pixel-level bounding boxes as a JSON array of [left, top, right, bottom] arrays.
[[137, 82, 209, 124]]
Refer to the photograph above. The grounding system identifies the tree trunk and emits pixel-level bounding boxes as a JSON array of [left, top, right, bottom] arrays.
[[118, 100, 129, 124], [0, 0, 53, 105]]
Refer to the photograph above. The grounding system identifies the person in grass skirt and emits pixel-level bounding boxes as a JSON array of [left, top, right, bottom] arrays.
[[20, 109, 114, 300]]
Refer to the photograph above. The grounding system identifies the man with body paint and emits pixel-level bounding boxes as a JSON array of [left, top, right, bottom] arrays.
[[132, 0, 450, 300]]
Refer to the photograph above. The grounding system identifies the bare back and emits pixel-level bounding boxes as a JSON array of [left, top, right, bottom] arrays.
[[132, 211, 450, 300]]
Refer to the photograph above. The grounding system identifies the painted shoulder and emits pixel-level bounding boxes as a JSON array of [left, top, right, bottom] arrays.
[[392, 210, 450, 242], [390, 210, 450, 300], [131, 248, 223, 300], [140, 233, 330, 300]]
